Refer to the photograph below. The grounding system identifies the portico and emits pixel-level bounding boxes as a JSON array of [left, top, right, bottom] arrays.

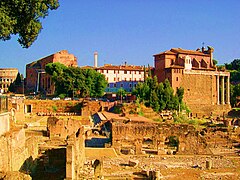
[[216, 74, 230, 105]]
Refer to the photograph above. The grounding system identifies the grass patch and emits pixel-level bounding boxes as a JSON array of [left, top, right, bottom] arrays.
[[52, 105, 58, 112], [233, 107, 240, 111], [174, 114, 208, 129]]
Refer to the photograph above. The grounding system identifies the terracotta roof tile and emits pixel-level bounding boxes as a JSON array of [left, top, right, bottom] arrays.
[[96, 64, 152, 71], [153, 50, 176, 56], [170, 48, 209, 56], [154, 48, 210, 57]]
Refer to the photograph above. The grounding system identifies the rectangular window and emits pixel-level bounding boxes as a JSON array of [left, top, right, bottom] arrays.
[[124, 70, 127, 74], [120, 84, 123, 87], [114, 77, 116, 81], [124, 78, 127, 81], [129, 84, 132, 88], [176, 77, 178, 81], [114, 84, 116, 87]]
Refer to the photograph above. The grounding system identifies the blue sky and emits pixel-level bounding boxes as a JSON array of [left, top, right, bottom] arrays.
[[1, 0, 240, 75]]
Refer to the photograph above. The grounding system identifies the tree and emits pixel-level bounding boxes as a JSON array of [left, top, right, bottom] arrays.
[[150, 90, 160, 112], [45, 63, 107, 98], [8, 72, 23, 93], [230, 84, 240, 107], [225, 59, 240, 71], [117, 88, 126, 102], [213, 59, 218, 66], [176, 87, 184, 103], [225, 59, 240, 106], [133, 77, 183, 112], [0, 0, 59, 48]]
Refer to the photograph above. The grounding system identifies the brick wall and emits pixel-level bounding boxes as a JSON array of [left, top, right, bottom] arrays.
[[24, 100, 81, 114]]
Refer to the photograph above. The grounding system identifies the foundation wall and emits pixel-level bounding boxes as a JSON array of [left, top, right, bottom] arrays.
[[0, 112, 10, 136], [0, 129, 38, 172]]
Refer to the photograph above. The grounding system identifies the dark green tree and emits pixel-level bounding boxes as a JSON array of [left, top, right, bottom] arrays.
[[157, 82, 166, 111], [0, 0, 59, 48], [176, 87, 184, 103], [8, 72, 23, 93], [213, 59, 218, 66], [230, 84, 240, 107], [225, 59, 240, 71], [225, 59, 240, 106], [133, 77, 183, 112], [150, 90, 160, 111], [45, 63, 107, 98], [117, 88, 126, 102]]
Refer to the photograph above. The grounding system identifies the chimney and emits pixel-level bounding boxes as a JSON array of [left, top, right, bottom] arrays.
[[94, 51, 98, 67]]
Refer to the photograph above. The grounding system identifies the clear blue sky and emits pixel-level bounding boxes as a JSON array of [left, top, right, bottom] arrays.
[[1, 0, 240, 76]]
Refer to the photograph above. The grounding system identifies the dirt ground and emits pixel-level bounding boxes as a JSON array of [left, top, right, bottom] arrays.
[[82, 154, 240, 179]]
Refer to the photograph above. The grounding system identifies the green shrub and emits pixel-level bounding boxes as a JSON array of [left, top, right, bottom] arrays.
[[52, 105, 58, 112]]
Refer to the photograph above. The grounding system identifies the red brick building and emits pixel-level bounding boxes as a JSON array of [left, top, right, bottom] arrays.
[[26, 50, 77, 95], [154, 46, 231, 116]]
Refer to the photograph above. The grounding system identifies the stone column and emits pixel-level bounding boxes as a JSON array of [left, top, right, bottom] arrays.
[[221, 76, 225, 104], [217, 75, 220, 105], [226, 76, 230, 104], [66, 144, 75, 180]]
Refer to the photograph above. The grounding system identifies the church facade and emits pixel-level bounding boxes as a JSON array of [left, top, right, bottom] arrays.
[[154, 46, 231, 116]]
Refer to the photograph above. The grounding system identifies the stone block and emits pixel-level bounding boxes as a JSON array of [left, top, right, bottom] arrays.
[[129, 159, 139, 167]]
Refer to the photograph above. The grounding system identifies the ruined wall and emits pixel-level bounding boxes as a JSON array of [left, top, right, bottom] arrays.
[[24, 100, 81, 114], [111, 122, 210, 155], [0, 112, 10, 136], [8, 97, 25, 122], [81, 101, 116, 116], [0, 128, 38, 172], [66, 126, 85, 179], [47, 117, 81, 139]]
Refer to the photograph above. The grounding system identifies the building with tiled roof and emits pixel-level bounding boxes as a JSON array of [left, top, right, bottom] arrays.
[[96, 63, 152, 94], [154, 46, 231, 117]]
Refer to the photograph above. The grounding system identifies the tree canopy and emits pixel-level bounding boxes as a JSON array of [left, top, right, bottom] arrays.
[[8, 72, 23, 93], [45, 63, 108, 98], [0, 0, 59, 48], [133, 76, 185, 112], [225, 59, 240, 107], [225, 59, 240, 71]]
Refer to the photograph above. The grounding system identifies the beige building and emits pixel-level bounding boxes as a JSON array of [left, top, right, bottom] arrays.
[[96, 63, 148, 93], [0, 68, 18, 93]]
